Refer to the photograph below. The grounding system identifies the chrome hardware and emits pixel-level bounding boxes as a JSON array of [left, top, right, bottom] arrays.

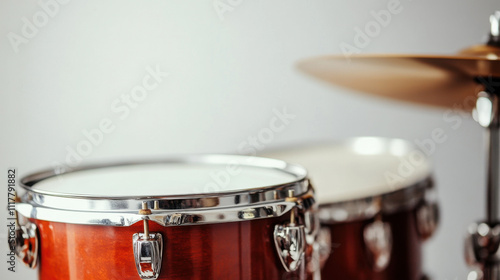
[[363, 219, 392, 272], [16, 202, 297, 227], [491, 11, 500, 37], [475, 90, 500, 225], [474, 91, 498, 129], [133, 233, 163, 280], [274, 193, 306, 273], [133, 203, 163, 280], [274, 223, 306, 272], [489, 11, 500, 46], [466, 78, 500, 279], [415, 200, 439, 241], [474, 83, 500, 227], [318, 178, 432, 224], [18, 156, 312, 227], [465, 223, 500, 270], [15, 217, 39, 269]]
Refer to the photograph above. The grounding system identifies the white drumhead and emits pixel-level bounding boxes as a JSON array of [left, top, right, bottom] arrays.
[[264, 138, 431, 204], [32, 160, 299, 197]]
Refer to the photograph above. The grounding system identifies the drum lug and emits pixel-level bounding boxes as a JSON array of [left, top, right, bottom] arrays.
[[274, 222, 306, 272], [274, 197, 306, 273], [15, 218, 39, 269], [133, 202, 163, 280], [133, 232, 163, 280], [363, 219, 392, 272], [416, 201, 439, 240]]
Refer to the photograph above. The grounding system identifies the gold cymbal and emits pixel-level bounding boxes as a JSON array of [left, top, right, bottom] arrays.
[[297, 44, 500, 111]]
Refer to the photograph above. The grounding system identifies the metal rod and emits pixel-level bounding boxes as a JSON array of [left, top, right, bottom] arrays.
[[466, 13, 500, 280], [475, 89, 500, 280], [140, 201, 152, 240], [487, 125, 500, 225], [288, 189, 296, 225], [143, 219, 150, 239]]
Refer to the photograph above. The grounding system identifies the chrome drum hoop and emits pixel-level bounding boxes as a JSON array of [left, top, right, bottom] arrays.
[[318, 177, 435, 223], [17, 155, 315, 227]]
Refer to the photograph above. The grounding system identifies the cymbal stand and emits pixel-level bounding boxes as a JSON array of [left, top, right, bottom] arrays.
[[466, 82, 500, 280], [464, 12, 500, 280]]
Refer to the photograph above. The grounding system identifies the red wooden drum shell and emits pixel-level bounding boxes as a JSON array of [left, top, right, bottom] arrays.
[[33, 213, 311, 280], [320, 207, 423, 280]]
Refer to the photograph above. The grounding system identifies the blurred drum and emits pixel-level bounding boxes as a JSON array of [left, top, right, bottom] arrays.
[[15, 155, 318, 280], [265, 137, 439, 280]]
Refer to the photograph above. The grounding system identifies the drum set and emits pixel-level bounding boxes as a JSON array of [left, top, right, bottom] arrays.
[[11, 10, 500, 280]]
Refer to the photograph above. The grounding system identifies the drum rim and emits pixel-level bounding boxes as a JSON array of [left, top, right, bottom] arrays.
[[16, 154, 313, 227], [318, 176, 434, 223], [263, 136, 435, 223]]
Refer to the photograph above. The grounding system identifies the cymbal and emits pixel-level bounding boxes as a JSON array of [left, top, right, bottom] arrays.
[[297, 45, 500, 111]]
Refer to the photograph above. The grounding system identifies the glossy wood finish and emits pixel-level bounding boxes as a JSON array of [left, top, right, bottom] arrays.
[[33, 213, 312, 280], [320, 208, 422, 280]]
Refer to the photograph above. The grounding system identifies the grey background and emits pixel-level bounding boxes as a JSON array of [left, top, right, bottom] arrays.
[[0, 0, 498, 279]]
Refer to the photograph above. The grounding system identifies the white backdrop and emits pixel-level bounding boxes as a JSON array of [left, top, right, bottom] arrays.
[[0, 1, 498, 279]]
